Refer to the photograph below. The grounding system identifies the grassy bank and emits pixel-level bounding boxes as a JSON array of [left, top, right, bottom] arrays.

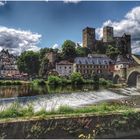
[[0, 80, 28, 86], [0, 102, 134, 120]]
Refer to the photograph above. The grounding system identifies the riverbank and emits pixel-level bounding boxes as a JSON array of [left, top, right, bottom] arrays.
[[0, 78, 126, 90], [0, 102, 134, 120]]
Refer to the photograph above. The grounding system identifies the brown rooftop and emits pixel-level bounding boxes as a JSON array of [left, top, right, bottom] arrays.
[[57, 60, 73, 65]]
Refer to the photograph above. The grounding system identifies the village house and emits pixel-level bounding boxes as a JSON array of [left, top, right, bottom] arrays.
[[56, 60, 73, 76], [73, 54, 114, 79], [0, 49, 27, 79]]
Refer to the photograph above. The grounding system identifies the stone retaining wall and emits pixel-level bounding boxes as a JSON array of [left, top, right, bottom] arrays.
[[0, 113, 140, 139]]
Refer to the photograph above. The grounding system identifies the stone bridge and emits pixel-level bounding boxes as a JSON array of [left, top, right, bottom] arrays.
[[113, 65, 140, 87]]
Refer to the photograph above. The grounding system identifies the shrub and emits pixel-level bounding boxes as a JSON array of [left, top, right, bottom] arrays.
[[48, 75, 62, 85], [37, 80, 46, 86], [99, 78, 113, 87], [70, 72, 84, 85], [99, 78, 108, 86], [61, 77, 71, 85]]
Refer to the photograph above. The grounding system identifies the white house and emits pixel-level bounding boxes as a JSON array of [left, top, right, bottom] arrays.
[[56, 60, 73, 76]]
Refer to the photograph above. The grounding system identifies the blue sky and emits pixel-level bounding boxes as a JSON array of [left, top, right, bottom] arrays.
[[0, 1, 140, 54]]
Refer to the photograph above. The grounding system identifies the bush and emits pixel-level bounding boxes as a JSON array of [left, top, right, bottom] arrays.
[[99, 78, 108, 86], [37, 80, 46, 86], [70, 72, 84, 85], [48, 75, 62, 85], [99, 78, 113, 87], [61, 77, 71, 85]]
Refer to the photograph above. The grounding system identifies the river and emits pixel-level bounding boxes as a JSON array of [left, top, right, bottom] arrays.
[[0, 84, 139, 112]]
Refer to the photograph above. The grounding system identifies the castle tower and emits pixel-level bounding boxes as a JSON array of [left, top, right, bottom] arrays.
[[122, 33, 131, 55], [83, 27, 95, 50], [103, 26, 114, 42]]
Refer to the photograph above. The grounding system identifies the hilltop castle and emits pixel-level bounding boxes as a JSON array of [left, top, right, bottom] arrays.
[[82, 26, 131, 55]]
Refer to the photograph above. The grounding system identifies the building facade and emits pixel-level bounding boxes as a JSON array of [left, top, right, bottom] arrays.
[[56, 60, 73, 76], [73, 54, 114, 79], [0, 49, 20, 78]]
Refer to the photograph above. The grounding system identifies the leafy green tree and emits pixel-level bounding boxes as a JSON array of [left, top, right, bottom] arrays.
[[106, 45, 119, 60], [39, 48, 53, 60], [62, 40, 77, 61], [70, 72, 84, 85], [17, 51, 40, 76], [76, 47, 91, 57], [39, 57, 49, 77], [48, 75, 62, 85]]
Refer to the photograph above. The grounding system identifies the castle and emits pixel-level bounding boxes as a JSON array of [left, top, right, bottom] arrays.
[[83, 26, 131, 55]]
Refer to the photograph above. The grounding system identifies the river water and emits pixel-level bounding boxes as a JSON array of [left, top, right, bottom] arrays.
[[0, 84, 139, 111]]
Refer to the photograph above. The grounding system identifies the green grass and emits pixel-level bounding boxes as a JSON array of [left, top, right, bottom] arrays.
[[0, 80, 22, 86], [0, 102, 135, 120]]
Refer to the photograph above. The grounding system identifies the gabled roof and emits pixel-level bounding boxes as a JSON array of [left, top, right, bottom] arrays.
[[115, 55, 135, 64]]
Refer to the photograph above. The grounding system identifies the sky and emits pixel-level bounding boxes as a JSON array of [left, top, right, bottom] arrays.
[[0, 1, 140, 55]]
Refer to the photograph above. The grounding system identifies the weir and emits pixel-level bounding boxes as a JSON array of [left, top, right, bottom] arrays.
[[0, 87, 140, 112]]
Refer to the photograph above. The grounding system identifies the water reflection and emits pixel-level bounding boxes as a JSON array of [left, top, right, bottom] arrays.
[[0, 84, 101, 98]]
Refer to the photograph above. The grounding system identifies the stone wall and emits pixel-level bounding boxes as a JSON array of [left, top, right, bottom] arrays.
[[0, 113, 140, 139]]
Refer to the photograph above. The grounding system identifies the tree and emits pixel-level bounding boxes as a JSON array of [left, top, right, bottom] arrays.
[[48, 75, 62, 85], [94, 41, 107, 54], [62, 40, 77, 61], [106, 45, 119, 60], [39, 48, 53, 60], [17, 51, 40, 76], [76, 47, 91, 57], [70, 72, 84, 85], [39, 57, 49, 77]]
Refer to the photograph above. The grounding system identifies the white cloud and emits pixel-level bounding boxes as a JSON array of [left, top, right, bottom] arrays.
[[63, 0, 81, 4], [97, 6, 140, 54], [51, 43, 60, 49], [0, 1, 6, 6], [0, 26, 41, 55]]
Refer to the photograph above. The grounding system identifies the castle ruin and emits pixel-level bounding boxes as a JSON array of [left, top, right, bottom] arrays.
[[82, 26, 131, 55]]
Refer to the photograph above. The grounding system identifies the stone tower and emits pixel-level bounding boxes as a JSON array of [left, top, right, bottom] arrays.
[[103, 26, 114, 42], [83, 27, 95, 50], [122, 33, 131, 55]]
